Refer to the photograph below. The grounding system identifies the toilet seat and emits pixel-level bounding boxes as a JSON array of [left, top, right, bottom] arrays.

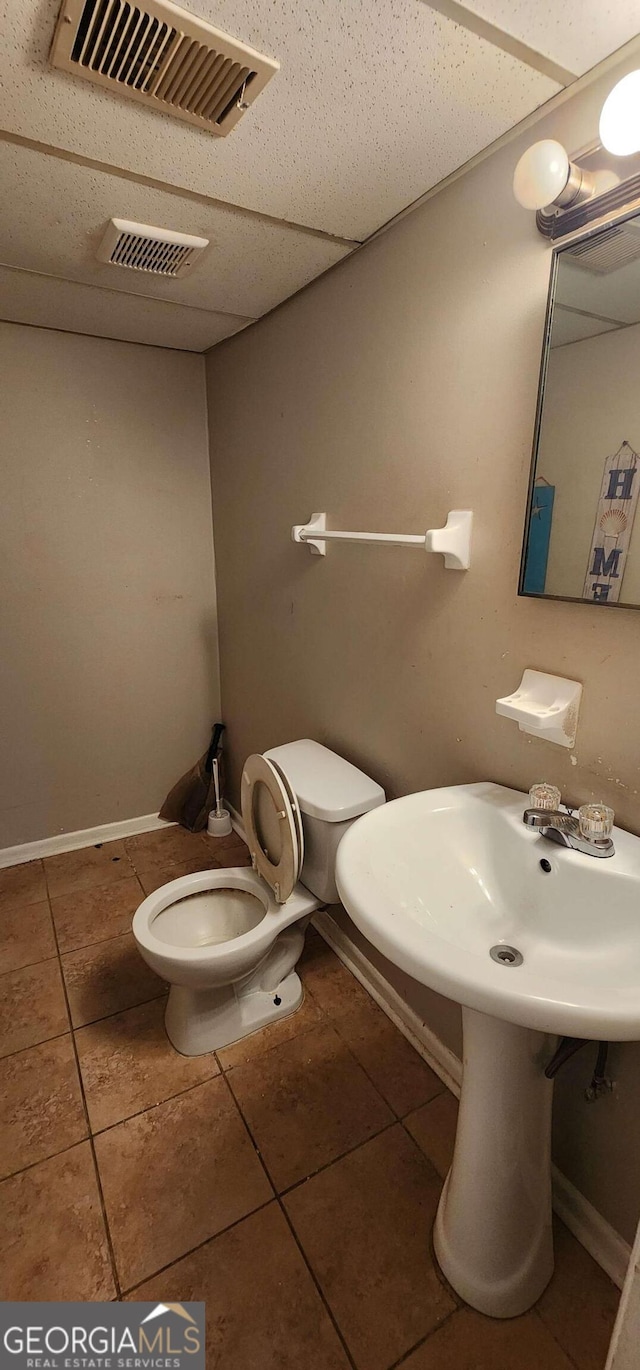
[[241, 753, 302, 903], [268, 755, 304, 875]]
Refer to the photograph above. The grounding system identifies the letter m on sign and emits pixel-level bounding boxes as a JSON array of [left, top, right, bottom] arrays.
[[583, 441, 640, 603]]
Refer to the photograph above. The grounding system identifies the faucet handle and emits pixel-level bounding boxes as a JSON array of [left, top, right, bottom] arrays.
[[529, 782, 561, 811], [578, 803, 614, 843]]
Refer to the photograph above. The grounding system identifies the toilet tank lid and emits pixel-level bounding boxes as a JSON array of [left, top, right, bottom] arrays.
[[263, 739, 385, 822]]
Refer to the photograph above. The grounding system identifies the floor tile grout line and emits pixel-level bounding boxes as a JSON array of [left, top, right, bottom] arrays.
[[220, 1070, 359, 1370], [399, 1091, 451, 1125], [301, 940, 448, 1122], [213, 951, 455, 1365], [322, 1015, 401, 1118], [70, 988, 168, 1032], [329, 1008, 447, 1123], [277, 1118, 399, 1200], [57, 922, 154, 960], [41, 841, 138, 899], [118, 1196, 276, 1299], [219, 956, 443, 1199], [385, 1306, 461, 1370], [0, 1025, 72, 1063], [532, 1306, 584, 1370], [45, 900, 123, 1300], [49, 871, 139, 900], [276, 1198, 360, 1370], [0, 884, 59, 977], [0, 950, 59, 976], [47, 867, 142, 897], [70, 1088, 123, 1297], [0, 1134, 93, 1186], [221, 1039, 399, 1198], [215, 992, 329, 1073], [397, 1108, 452, 1186], [307, 956, 455, 1186], [216, 1069, 279, 1191], [83, 1057, 222, 1139], [49, 872, 147, 956]]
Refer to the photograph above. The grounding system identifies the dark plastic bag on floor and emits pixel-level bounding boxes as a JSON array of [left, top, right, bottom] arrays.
[[159, 723, 226, 832]]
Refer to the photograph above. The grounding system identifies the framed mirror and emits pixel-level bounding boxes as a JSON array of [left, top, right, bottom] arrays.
[[520, 208, 640, 610]]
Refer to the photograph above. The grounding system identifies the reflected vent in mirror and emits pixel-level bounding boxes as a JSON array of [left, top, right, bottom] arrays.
[[96, 218, 209, 276], [566, 220, 640, 274], [50, 0, 278, 136]]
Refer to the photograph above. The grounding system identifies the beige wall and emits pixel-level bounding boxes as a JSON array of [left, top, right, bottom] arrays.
[[542, 322, 640, 602], [206, 57, 640, 1246], [0, 322, 219, 846]]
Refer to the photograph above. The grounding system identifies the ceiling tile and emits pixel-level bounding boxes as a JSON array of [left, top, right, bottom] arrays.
[[0, 266, 249, 350], [457, 1, 640, 76], [0, 143, 352, 318], [0, 0, 559, 239], [551, 309, 621, 348], [556, 253, 640, 324]]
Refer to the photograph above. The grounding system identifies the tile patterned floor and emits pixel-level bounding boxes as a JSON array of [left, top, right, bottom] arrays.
[[0, 826, 620, 1368]]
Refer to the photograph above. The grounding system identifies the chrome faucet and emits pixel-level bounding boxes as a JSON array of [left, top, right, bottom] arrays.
[[522, 807, 615, 859]]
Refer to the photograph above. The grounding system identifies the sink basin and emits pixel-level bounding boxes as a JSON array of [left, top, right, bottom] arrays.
[[335, 782, 640, 1319], [335, 780, 640, 1040]]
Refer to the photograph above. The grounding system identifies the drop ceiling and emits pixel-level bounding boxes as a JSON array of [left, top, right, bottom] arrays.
[[553, 231, 640, 347], [1, 0, 639, 352]]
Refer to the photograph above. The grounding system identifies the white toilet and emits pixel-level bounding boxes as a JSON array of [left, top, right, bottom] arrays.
[[133, 739, 385, 1055]]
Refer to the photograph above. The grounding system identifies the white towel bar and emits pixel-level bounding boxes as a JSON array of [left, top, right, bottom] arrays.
[[292, 510, 473, 570]]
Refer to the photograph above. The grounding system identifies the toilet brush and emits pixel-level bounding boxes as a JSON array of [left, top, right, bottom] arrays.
[[207, 756, 233, 837]]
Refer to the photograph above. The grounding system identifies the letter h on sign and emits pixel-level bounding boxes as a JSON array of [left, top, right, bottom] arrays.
[[606, 467, 636, 501]]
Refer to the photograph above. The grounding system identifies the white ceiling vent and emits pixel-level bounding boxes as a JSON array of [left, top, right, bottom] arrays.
[[50, 0, 279, 136], [566, 221, 640, 275], [96, 218, 209, 276]]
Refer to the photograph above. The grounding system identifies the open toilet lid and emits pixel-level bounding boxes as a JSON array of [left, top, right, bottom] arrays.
[[241, 753, 302, 904]]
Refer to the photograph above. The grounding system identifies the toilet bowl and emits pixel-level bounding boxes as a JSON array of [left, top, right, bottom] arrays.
[[133, 739, 385, 1056], [133, 866, 318, 1055]]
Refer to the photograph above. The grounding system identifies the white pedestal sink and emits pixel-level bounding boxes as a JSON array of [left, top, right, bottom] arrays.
[[335, 782, 640, 1318]]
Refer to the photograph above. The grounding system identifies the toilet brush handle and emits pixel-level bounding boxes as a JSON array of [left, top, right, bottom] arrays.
[[213, 757, 223, 817], [205, 721, 225, 774]]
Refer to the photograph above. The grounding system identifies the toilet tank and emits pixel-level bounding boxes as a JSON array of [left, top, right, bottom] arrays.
[[263, 739, 385, 904]]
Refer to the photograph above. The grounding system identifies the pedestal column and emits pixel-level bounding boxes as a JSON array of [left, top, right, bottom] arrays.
[[434, 1007, 555, 1318]]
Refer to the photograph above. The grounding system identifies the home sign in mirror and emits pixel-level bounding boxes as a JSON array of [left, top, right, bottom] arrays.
[[520, 210, 640, 610]]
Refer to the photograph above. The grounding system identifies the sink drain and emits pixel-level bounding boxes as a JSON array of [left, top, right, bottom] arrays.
[[490, 944, 523, 967]]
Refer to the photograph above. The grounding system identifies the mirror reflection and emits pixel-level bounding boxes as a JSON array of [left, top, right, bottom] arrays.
[[521, 211, 640, 608]]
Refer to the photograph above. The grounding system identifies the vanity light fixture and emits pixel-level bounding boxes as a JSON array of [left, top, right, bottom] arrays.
[[514, 71, 640, 235], [599, 70, 640, 156], [512, 139, 594, 211]]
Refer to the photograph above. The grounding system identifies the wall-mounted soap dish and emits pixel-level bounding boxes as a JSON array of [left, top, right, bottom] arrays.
[[496, 669, 582, 748]]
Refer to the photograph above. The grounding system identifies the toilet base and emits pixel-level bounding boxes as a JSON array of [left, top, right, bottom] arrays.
[[165, 970, 304, 1056]]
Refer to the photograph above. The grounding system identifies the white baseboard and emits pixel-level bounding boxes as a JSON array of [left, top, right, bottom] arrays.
[[227, 801, 244, 841], [1, 800, 247, 871], [551, 1167, 631, 1291], [313, 907, 462, 1096], [314, 907, 631, 1292], [0, 812, 172, 868]]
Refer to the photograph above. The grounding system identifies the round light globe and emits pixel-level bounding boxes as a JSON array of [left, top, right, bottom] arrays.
[[599, 70, 640, 156], [512, 140, 570, 210]]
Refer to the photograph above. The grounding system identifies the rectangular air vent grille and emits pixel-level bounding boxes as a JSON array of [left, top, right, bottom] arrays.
[[566, 221, 640, 275], [50, 0, 278, 136], [96, 218, 209, 276]]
